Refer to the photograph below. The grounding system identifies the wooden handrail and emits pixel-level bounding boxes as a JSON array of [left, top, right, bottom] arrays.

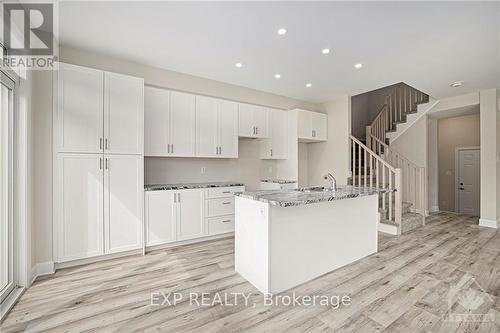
[[350, 135, 395, 171]]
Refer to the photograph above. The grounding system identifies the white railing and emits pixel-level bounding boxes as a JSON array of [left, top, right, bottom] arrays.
[[369, 84, 429, 144], [366, 133, 427, 217], [350, 135, 402, 233]]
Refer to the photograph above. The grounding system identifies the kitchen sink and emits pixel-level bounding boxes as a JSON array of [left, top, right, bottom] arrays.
[[294, 186, 336, 193]]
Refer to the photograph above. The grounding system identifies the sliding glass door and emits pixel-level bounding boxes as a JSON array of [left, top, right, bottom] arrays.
[[0, 71, 15, 304]]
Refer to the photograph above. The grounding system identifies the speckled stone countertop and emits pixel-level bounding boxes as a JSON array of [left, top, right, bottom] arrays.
[[261, 179, 298, 184], [235, 186, 393, 207], [145, 181, 245, 191]]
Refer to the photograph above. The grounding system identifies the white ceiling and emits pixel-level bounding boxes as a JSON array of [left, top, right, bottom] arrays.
[[59, 1, 499, 103]]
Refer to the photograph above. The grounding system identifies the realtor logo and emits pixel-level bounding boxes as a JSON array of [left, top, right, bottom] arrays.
[[3, 3, 54, 56]]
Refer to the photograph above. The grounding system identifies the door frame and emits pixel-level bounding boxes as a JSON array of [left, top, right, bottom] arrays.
[[454, 146, 480, 214]]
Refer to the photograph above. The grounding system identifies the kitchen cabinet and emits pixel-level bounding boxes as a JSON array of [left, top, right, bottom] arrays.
[[104, 72, 144, 154], [238, 103, 268, 138], [144, 87, 196, 157], [55, 153, 144, 262], [176, 189, 204, 240], [145, 191, 176, 246], [104, 155, 143, 254], [56, 63, 104, 153], [297, 110, 327, 142], [261, 108, 288, 159], [55, 154, 104, 262], [196, 96, 238, 158], [57, 63, 144, 154]]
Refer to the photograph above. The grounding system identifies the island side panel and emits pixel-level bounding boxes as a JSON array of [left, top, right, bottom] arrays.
[[235, 196, 270, 293], [268, 194, 378, 294]]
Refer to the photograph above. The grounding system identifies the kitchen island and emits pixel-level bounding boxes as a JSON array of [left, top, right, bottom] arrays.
[[234, 186, 387, 294]]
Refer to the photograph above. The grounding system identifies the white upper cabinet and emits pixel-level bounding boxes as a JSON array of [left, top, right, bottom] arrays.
[[144, 88, 196, 157], [238, 103, 268, 138], [57, 63, 104, 153], [195, 95, 219, 157], [261, 108, 288, 159], [217, 99, 238, 158], [196, 96, 238, 158], [104, 72, 144, 155], [57, 63, 144, 154], [170, 91, 196, 157], [144, 86, 170, 156], [297, 109, 327, 142], [104, 155, 143, 254]]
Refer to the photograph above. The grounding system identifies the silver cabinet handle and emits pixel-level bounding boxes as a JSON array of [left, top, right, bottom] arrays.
[[253, 127, 256, 135], [256, 127, 258, 135], [105, 158, 109, 170], [270, 149, 273, 157], [178, 193, 181, 203], [99, 157, 103, 170], [222, 220, 231, 223], [216, 146, 218, 155], [105, 138, 109, 150], [171, 144, 174, 154], [222, 191, 230, 194], [174, 192, 176, 203], [222, 201, 231, 205], [220, 146, 223, 155]]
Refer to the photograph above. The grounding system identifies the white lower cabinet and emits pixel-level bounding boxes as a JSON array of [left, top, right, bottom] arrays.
[[145, 186, 243, 247], [55, 153, 143, 263]]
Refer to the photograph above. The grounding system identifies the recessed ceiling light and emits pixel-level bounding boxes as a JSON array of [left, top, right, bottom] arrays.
[[354, 63, 363, 69], [322, 48, 330, 55], [277, 28, 287, 35], [235, 62, 243, 68], [306, 83, 312, 88], [274, 74, 281, 79], [450, 80, 464, 87]]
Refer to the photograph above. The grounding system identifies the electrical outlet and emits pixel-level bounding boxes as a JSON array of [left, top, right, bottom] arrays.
[[201, 167, 206, 174]]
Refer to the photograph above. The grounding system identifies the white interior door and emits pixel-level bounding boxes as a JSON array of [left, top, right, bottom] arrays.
[[457, 149, 480, 216], [104, 72, 144, 154], [195, 95, 218, 157], [177, 189, 204, 241], [170, 91, 196, 156], [0, 73, 14, 303], [104, 155, 143, 253], [57, 63, 103, 153], [56, 154, 104, 262], [144, 86, 170, 156], [218, 99, 238, 158]]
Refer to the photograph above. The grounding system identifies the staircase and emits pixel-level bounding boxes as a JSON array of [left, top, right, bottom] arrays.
[[350, 83, 430, 235]]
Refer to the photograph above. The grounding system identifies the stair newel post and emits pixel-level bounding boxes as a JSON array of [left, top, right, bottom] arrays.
[[395, 168, 403, 235]]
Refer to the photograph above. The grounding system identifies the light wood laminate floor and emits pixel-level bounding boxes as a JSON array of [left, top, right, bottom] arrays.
[[2, 212, 500, 332]]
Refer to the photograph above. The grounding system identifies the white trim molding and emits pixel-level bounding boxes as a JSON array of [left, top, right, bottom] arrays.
[[31, 261, 55, 283], [479, 218, 499, 229], [429, 206, 440, 213]]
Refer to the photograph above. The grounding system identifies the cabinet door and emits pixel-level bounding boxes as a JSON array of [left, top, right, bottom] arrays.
[[145, 191, 176, 246], [195, 95, 218, 157], [57, 63, 104, 153], [104, 72, 144, 155], [238, 103, 256, 137], [55, 154, 104, 262], [297, 110, 312, 139], [253, 106, 269, 138], [177, 189, 204, 241], [144, 86, 170, 156], [104, 155, 143, 254], [170, 91, 196, 157], [270, 109, 288, 159], [218, 99, 238, 158], [311, 112, 327, 140]]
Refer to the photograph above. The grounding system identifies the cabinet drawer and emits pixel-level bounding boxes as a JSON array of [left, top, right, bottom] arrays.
[[207, 186, 245, 199], [207, 197, 235, 217], [207, 215, 234, 235]]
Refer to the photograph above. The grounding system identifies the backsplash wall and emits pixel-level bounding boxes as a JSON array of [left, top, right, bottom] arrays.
[[145, 139, 277, 191]]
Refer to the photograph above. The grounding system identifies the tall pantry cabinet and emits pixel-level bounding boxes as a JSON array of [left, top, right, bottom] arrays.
[[54, 63, 144, 263]]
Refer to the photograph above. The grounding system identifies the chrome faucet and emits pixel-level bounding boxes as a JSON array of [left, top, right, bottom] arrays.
[[324, 172, 337, 191]]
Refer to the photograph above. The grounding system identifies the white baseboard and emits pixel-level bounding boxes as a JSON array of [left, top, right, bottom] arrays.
[[479, 218, 499, 229], [378, 222, 398, 235], [429, 206, 439, 213], [31, 261, 55, 283]]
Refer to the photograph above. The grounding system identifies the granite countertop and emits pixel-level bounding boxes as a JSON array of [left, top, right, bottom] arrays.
[[145, 181, 245, 191], [261, 179, 298, 184], [235, 186, 394, 207]]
